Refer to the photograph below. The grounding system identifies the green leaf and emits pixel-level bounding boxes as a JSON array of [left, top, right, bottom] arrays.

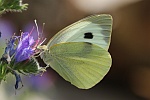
[[0, 0, 28, 15], [10, 57, 42, 75], [0, 62, 8, 82]]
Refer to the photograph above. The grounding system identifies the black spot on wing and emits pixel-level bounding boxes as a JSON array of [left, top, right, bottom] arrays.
[[84, 32, 93, 39]]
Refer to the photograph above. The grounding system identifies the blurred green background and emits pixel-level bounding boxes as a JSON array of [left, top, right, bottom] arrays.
[[1, 0, 150, 100]]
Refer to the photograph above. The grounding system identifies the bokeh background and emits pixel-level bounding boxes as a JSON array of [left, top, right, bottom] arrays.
[[1, 0, 150, 100]]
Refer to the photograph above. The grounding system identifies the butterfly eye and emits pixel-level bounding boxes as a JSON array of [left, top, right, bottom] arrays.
[[84, 32, 93, 39]]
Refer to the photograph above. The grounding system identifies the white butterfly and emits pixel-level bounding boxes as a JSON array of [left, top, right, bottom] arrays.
[[39, 14, 113, 89]]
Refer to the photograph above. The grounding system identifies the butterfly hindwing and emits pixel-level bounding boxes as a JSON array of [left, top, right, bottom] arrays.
[[47, 14, 112, 51], [42, 42, 112, 89]]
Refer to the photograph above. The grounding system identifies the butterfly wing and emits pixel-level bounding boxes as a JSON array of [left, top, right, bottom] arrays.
[[42, 42, 112, 89], [47, 14, 112, 51]]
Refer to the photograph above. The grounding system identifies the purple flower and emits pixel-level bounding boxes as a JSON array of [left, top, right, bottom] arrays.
[[1, 36, 17, 63], [14, 30, 45, 62], [15, 32, 35, 62], [0, 21, 46, 90], [1, 28, 45, 63], [5, 37, 16, 56]]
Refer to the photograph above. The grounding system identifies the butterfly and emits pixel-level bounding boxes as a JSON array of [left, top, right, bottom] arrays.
[[39, 14, 113, 89]]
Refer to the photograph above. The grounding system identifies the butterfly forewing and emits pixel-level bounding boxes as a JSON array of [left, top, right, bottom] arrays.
[[42, 42, 112, 89], [47, 14, 112, 51]]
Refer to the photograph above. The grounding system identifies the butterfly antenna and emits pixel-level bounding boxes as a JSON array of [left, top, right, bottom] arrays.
[[39, 38, 46, 46]]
